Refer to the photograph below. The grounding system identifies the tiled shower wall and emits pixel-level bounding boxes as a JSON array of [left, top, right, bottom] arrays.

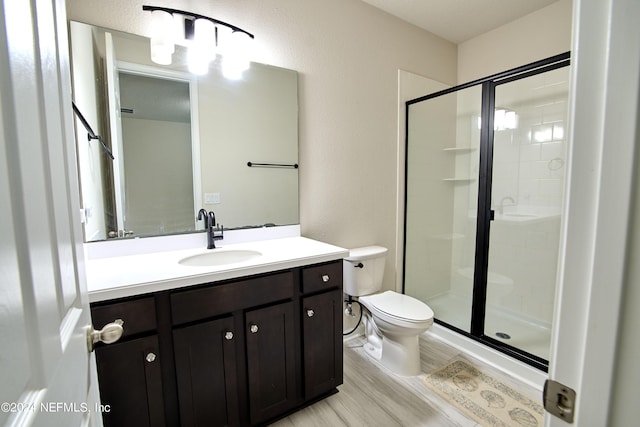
[[469, 69, 569, 325], [407, 67, 568, 330]]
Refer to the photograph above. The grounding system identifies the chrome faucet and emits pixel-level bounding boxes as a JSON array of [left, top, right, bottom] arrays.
[[498, 196, 515, 214], [197, 209, 223, 249]]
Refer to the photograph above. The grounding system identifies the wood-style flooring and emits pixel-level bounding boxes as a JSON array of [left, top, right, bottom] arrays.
[[270, 333, 542, 427]]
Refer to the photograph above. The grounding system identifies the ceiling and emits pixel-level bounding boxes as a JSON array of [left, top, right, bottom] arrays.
[[362, 0, 560, 44]]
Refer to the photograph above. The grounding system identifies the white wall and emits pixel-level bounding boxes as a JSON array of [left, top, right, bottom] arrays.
[[70, 23, 108, 241], [458, 0, 573, 83], [198, 62, 299, 228], [67, 0, 458, 289]]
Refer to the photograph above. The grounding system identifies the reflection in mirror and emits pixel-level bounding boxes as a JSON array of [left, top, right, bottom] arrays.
[[69, 21, 299, 242], [119, 71, 195, 237]]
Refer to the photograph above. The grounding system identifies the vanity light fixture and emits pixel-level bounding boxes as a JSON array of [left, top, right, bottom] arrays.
[[143, 5, 254, 78]]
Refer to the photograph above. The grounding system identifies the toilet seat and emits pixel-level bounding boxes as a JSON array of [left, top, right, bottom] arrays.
[[360, 291, 433, 324]]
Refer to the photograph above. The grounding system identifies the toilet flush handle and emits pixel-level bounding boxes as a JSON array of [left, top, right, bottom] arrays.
[[354, 262, 364, 268]]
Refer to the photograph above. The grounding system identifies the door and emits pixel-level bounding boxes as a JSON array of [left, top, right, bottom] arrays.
[[404, 83, 482, 335], [95, 336, 165, 427], [485, 65, 570, 366], [302, 289, 343, 399], [116, 68, 195, 237], [1, 0, 98, 426], [173, 317, 240, 427], [404, 54, 569, 371], [245, 301, 297, 425], [546, 0, 640, 425]]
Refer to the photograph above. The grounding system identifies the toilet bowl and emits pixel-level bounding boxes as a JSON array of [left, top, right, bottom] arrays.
[[359, 291, 433, 375], [343, 246, 434, 376]]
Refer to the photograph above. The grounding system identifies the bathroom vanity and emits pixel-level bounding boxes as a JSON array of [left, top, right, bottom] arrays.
[[86, 235, 347, 426]]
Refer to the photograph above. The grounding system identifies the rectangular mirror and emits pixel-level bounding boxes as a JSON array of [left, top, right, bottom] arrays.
[[69, 21, 299, 242]]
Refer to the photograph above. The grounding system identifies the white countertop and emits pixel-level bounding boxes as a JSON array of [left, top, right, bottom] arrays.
[[86, 236, 348, 302]]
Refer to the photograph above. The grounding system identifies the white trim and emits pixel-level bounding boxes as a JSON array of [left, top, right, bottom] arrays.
[[189, 76, 202, 222], [547, 0, 640, 425], [115, 61, 203, 228], [105, 33, 125, 234]]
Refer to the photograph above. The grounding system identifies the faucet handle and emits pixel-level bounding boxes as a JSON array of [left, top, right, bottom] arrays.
[[213, 224, 224, 240]]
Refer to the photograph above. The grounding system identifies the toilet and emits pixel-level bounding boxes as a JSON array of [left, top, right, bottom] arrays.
[[343, 246, 434, 376]]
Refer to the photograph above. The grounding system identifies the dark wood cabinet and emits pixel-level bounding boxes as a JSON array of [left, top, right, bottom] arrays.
[[173, 316, 240, 427], [302, 288, 344, 399], [91, 260, 343, 426], [95, 334, 166, 427], [246, 301, 297, 424]]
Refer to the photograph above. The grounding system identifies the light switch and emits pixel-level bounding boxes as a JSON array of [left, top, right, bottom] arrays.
[[204, 192, 221, 204]]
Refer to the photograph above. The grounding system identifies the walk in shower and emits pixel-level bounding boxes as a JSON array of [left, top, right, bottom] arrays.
[[403, 53, 570, 370]]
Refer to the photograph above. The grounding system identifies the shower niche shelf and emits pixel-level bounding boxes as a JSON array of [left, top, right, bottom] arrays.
[[442, 147, 477, 153], [442, 177, 476, 182]]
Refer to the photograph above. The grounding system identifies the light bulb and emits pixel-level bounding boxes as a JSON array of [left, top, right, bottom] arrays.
[[222, 30, 252, 79], [194, 18, 216, 61], [149, 10, 174, 65], [188, 18, 216, 75]]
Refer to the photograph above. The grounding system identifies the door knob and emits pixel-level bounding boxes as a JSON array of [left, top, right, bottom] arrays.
[[307, 309, 315, 317], [145, 352, 156, 363], [250, 324, 258, 333], [87, 319, 124, 352]]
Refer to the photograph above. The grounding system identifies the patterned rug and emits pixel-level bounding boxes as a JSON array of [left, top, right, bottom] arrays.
[[423, 359, 544, 427]]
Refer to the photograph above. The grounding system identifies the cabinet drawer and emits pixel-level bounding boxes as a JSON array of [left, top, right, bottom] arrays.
[[91, 296, 157, 339], [171, 271, 294, 325], [302, 261, 343, 294]]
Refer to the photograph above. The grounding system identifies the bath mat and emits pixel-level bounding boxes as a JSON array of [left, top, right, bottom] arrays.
[[423, 359, 544, 427]]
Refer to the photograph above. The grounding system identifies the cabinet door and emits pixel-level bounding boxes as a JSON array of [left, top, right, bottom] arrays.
[[302, 289, 344, 399], [95, 335, 166, 427], [173, 316, 239, 427], [246, 301, 297, 425]]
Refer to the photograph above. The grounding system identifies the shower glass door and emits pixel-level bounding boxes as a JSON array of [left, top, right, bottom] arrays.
[[485, 66, 570, 361], [404, 53, 570, 370], [404, 84, 482, 334]]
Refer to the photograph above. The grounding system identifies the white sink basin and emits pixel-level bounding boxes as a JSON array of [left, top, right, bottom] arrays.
[[179, 250, 262, 267]]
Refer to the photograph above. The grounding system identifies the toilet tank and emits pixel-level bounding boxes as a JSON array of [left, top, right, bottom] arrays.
[[343, 246, 388, 296]]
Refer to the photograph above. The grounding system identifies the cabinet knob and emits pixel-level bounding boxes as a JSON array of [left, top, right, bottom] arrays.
[[87, 319, 124, 353], [307, 309, 315, 318], [250, 324, 259, 333], [322, 274, 330, 282], [145, 352, 156, 363], [225, 331, 234, 340]]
